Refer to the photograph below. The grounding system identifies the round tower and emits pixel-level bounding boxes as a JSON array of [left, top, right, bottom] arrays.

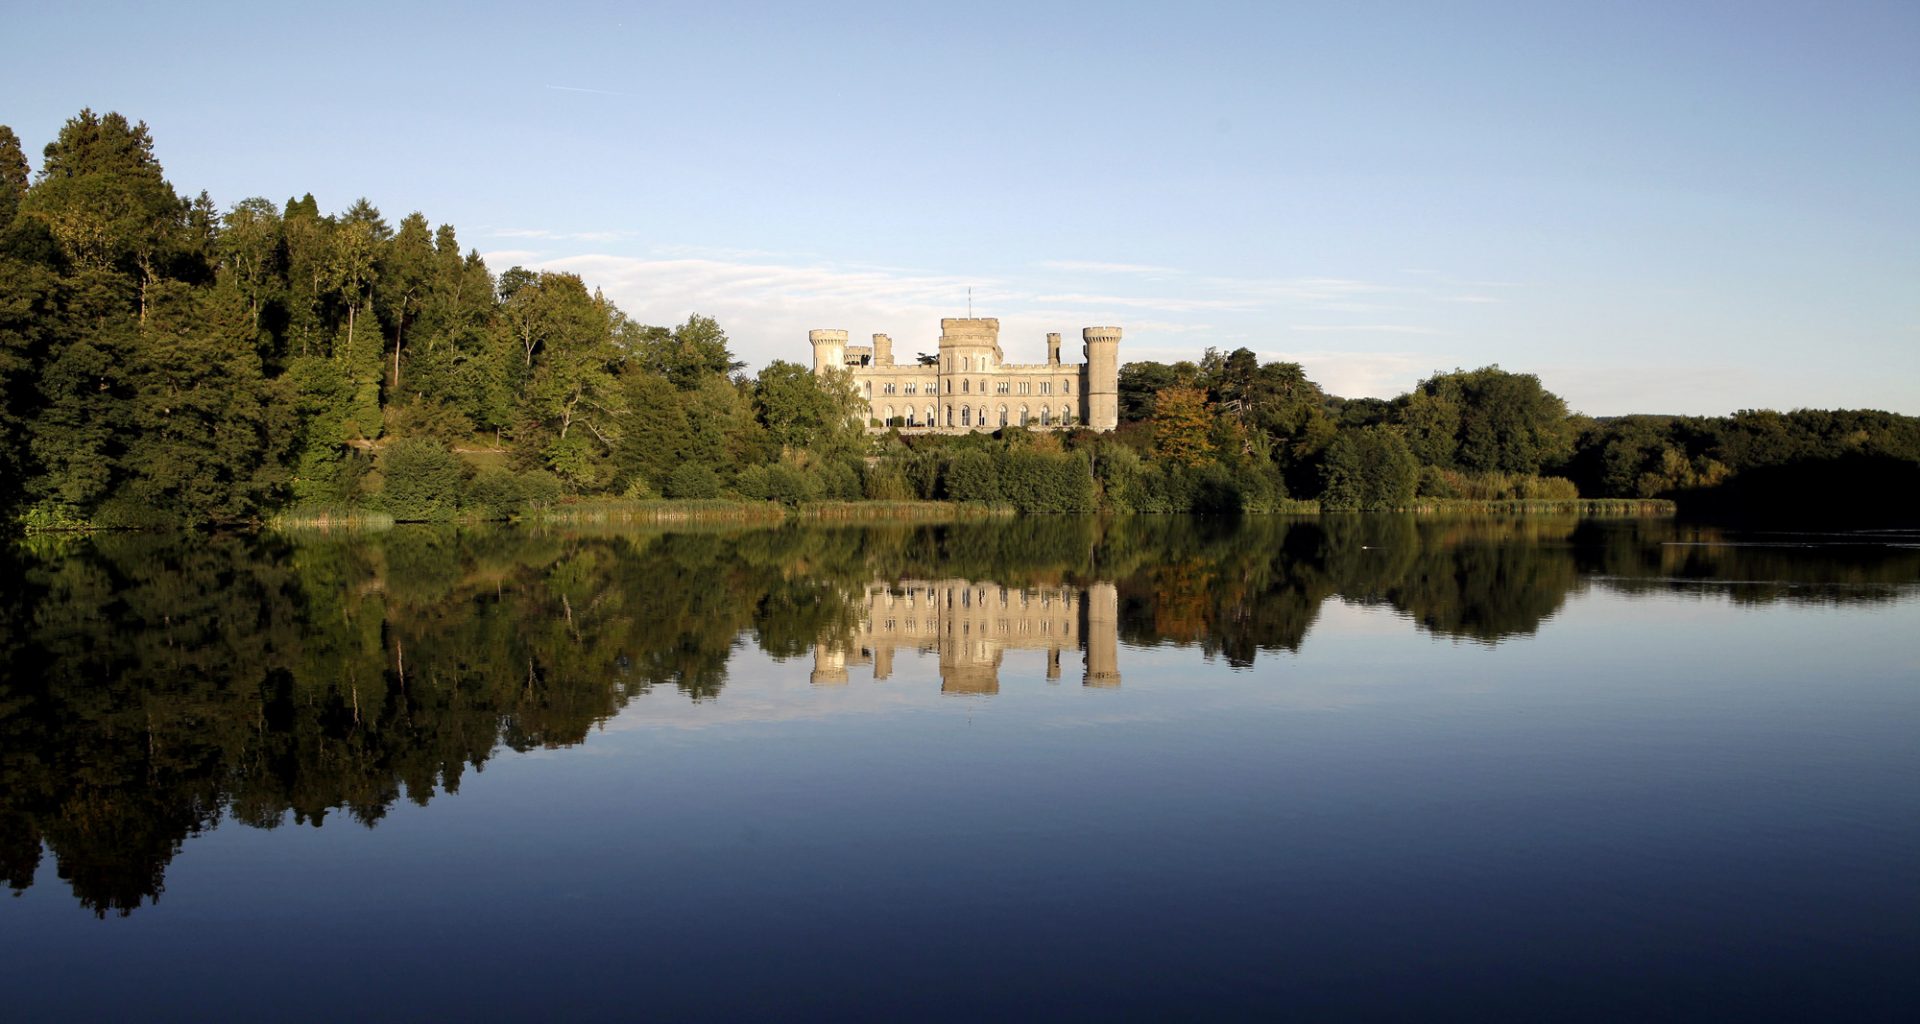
[[809, 329, 848, 376], [1082, 326, 1121, 431]]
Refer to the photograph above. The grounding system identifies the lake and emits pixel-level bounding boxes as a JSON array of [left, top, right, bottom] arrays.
[[2, 515, 1916, 1021]]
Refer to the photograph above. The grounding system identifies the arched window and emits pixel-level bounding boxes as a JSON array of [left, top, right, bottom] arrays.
[[945, 380, 951, 393], [885, 405, 894, 423], [962, 379, 969, 394], [905, 407, 916, 426], [1064, 379, 1072, 393], [1019, 405, 1029, 426], [978, 406, 988, 427], [926, 405, 934, 426], [946, 406, 954, 427], [978, 379, 985, 394], [1061, 405, 1072, 425], [1041, 407, 1052, 426], [961, 406, 971, 426], [962, 357, 970, 372], [998, 406, 1008, 427], [1041, 381, 1051, 395]]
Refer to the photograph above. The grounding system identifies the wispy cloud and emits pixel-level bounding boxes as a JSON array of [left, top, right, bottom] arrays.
[[1036, 259, 1179, 275], [488, 228, 635, 243], [1287, 324, 1446, 335]]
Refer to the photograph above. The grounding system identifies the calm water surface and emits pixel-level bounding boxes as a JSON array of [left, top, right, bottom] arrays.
[[2, 516, 1916, 1021]]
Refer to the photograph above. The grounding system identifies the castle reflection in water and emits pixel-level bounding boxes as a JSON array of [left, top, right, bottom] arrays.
[[812, 580, 1122, 694]]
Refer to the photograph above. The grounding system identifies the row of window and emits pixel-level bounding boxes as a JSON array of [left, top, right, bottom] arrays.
[[874, 618, 1071, 636], [869, 587, 1075, 608], [879, 405, 1076, 427], [876, 379, 1072, 396]]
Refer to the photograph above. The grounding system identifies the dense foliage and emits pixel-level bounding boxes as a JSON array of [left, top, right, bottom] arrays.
[[3, 110, 1916, 526]]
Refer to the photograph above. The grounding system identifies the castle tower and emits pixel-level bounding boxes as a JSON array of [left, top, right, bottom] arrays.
[[872, 333, 893, 366], [1082, 326, 1121, 431], [1047, 332, 1062, 366], [809, 329, 848, 376], [1082, 581, 1121, 687], [810, 643, 849, 686], [938, 318, 999, 375]]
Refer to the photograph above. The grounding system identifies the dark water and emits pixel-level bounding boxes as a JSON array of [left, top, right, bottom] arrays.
[[2, 516, 1916, 1021]]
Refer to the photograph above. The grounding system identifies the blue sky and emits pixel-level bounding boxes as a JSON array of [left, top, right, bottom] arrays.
[[6, 0, 1915, 415]]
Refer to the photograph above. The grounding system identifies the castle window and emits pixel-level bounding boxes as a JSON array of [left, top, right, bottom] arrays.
[[864, 381, 872, 396], [962, 357, 970, 372], [905, 408, 916, 426], [978, 406, 987, 426], [1020, 381, 1031, 395], [962, 379, 969, 394], [961, 406, 971, 426], [996, 381, 1009, 394], [978, 379, 985, 393], [1041, 381, 1051, 395], [885, 405, 895, 422], [1063, 379, 1072, 393], [1041, 407, 1052, 426], [945, 380, 952, 394], [946, 406, 954, 427], [926, 405, 934, 425], [1061, 405, 1073, 425], [1019, 405, 1029, 426], [884, 382, 896, 395], [905, 382, 916, 395], [998, 406, 1008, 427]]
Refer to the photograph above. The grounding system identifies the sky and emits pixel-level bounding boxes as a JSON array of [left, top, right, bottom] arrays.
[[4, 0, 1915, 415]]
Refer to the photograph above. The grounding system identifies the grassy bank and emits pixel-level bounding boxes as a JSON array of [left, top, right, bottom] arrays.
[[1400, 498, 1675, 516], [263, 507, 398, 531], [792, 500, 1015, 521], [525, 498, 788, 525]]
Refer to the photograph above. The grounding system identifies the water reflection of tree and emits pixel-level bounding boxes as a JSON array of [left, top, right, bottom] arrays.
[[2, 515, 1913, 915]]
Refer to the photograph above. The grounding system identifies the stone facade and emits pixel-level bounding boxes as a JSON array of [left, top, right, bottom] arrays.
[[811, 579, 1122, 693], [809, 317, 1120, 433]]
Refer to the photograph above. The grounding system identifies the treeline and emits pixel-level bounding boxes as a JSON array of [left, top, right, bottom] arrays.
[[1109, 354, 1920, 520], [0, 110, 869, 528], [3, 110, 1916, 527]]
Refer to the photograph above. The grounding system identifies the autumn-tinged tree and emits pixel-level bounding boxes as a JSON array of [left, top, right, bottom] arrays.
[[1150, 386, 1215, 467]]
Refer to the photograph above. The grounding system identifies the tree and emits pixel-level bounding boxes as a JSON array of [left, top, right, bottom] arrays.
[[1321, 426, 1419, 510], [20, 110, 183, 321], [635, 313, 742, 389], [1118, 361, 1178, 423], [118, 280, 289, 522], [1396, 366, 1573, 475], [754, 361, 862, 454], [1150, 386, 1215, 467], [0, 125, 28, 229], [216, 198, 283, 342], [380, 212, 434, 391], [325, 212, 381, 363]]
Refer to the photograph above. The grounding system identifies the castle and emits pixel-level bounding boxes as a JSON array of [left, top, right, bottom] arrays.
[[812, 579, 1122, 693], [809, 317, 1121, 433]]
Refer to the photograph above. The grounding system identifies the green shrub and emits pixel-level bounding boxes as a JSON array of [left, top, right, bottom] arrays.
[[664, 463, 722, 499], [381, 438, 467, 522], [1321, 427, 1419, 511]]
